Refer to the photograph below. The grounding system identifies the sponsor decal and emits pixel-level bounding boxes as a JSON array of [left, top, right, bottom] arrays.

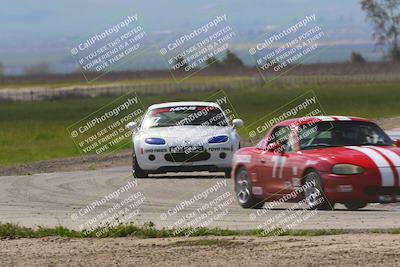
[[208, 147, 230, 152], [170, 145, 204, 153], [144, 148, 168, 153], [234, 154, 251, 163], [252, 186, 263, 195], [169, 106, 197, 112]]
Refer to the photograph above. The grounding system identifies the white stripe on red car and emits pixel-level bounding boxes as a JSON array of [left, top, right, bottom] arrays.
[[346, 146, 395, 187], [367, 146, 400, 186], [316, 116, 334, 121], [332, 116, 351, 121]]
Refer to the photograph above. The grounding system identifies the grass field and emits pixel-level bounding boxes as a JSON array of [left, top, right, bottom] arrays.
[[1, 79, 399, 166], [0, 75, 255, 89], [0, 222, 374, 239]]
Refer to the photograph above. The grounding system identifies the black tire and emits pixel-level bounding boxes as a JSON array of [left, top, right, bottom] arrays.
[[235, 167, 264, 209], [133, 155, 148, 178], [304, 170, 334, 210], [344, 202, 367, 210], [224, 169, 232, 178]]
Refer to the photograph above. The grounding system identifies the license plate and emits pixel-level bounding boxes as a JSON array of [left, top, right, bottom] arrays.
[[169, 145, 204, 153]]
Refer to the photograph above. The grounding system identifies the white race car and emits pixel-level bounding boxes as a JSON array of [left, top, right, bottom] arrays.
[[126, 101, 243, 177]]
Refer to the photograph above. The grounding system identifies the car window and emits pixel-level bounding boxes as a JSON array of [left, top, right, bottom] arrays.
[[299, 121, 392, 150], [268, 126, 290, 144], [285, 128, 296, 152], [265, 126, 294, 152], [141, 106, 229, 129]]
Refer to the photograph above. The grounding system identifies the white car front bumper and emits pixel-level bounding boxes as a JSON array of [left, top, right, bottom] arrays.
[[135, 143, 235, 172]]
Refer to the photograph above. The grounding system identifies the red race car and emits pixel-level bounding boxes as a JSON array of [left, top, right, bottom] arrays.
[[233, 116, 400, 210]]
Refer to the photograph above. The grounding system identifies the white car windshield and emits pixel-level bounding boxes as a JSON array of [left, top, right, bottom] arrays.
[[141, 105, 229, 129]]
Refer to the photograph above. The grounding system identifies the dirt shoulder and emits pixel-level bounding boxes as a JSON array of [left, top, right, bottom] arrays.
[[0, 151, 132, 176], [374, 116, 400, 131], [1, 117, 399, 176], [0, 234, 399, 266]]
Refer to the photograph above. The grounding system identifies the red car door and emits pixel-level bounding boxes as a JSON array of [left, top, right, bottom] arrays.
[[280, 126, 300, 194], [256, 126, 291, 197]]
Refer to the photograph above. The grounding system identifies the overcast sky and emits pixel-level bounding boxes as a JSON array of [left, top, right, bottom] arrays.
[[0, 0, 375, 73]]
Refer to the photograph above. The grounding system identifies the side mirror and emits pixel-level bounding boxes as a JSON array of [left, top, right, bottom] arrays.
[[395, 139, 400, 147], [232, 119, 243, 129], [266, 142, 284, 154], [126, 121, 138, 131]]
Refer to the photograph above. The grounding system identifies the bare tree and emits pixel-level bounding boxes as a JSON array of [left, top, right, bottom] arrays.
[[0, 62, 4, 76], [361, 0, 400, 61], [350, 51, 367, 63], [222, 50, 244, 68]]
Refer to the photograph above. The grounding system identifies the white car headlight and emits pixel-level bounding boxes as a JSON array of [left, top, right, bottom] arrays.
[[332, 164, 364, 175]]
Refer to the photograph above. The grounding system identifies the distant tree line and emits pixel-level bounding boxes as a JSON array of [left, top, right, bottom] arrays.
[[0, 61, 51, 76], [23, 62, 50, 75], [174, 49, 244, 71]]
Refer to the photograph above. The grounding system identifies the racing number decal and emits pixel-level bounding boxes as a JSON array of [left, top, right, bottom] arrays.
[[271, 156, 286, 179]]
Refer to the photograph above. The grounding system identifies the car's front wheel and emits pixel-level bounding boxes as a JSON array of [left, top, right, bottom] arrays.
[[235, 167, 264, 209], [134, 155, 148, 178], [304, 170, 333, 210]]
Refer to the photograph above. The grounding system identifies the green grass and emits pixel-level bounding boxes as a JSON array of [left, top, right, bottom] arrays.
[[0, 222, 387, 239], [1, 222, 399, 240], [0, 222, 241, 239], [1, 78, 400, 166]]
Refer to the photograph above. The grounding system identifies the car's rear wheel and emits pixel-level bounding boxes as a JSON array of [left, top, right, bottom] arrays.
[[304, 170, 334, 210], [235, 167, 264, 209], [344, 202, 367, 210], [224, 169, 231, 178], [134, 155, 148, 178]]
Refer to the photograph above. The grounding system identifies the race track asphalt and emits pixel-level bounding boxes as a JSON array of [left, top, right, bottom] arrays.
[[1, 166, 400, 231]]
